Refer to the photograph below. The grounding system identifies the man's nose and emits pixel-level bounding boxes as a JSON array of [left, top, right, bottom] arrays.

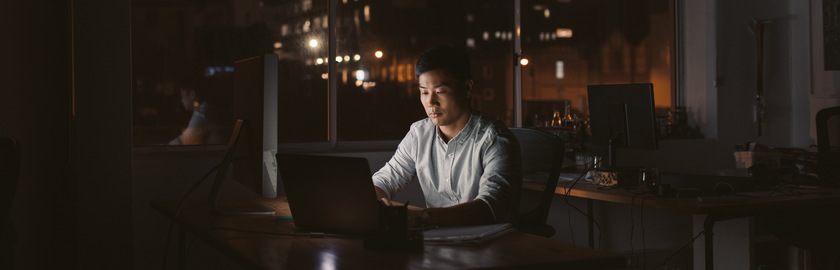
[[427, 94, 439, 105]]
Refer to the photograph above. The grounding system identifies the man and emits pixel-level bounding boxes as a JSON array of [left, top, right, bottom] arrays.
[[168, 77, 227, 145], [372, 46, 522, 227]]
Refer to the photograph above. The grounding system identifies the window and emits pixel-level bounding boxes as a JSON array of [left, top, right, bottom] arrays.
[[131, 0, 674, 147], [520, 0, 675, 127], [335, 1, 513, 141]]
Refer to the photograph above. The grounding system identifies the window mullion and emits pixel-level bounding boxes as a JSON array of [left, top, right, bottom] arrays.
[[328, 0, 337, 147], [513, 0, 523, 128]]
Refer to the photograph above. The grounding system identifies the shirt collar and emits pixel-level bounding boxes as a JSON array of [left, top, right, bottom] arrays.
[[436, 111, 479, 145]]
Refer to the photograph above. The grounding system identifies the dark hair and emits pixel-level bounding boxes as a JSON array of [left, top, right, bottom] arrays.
[[415, 46, 471, 82]]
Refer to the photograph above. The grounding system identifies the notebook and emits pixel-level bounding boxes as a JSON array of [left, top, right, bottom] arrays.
[[423, 223, 515, 245], [276, 153, 380, 234]]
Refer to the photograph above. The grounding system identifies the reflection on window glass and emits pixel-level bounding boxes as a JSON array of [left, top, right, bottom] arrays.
[[274, 1, 329, 143], [131, 0, 673, 145], [520, 0, 674, 127], [131, 0, 329, 145], [335, 0, 514, 141]]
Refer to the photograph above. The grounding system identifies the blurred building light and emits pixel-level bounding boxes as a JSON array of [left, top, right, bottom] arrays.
[[336, 56, 343, 63], [495, 31, 501, 39], [356, 70, 365, 80], [273, 42, 283, 49], [309, 39, 319, 48], [355, 80, 364, 87], [281, 24, 289, 36], [303, 20, 311, 33], [344, 55, 350, 62], [555, 61, 565, 79], [316, 58, 324, 65], [362, 81, 376, 90], [483, 31, 490, 41], [321, 73, 328, 80], [466, 13, 474, 23], [507, 32, 513, 40], [466, 38, 475, 48], [354, 54, 361, 61], [544, 9, 550, 19], [375, 51, 383, 58], [556, 28, 573, 38], [520, 58, 529, 66], [364, 5, 370, 22], [533, 4, 546, 10]]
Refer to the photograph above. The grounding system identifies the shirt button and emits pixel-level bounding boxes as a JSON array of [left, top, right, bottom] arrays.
[[447, 154, 453, 158], [444, 178, 450, 182]]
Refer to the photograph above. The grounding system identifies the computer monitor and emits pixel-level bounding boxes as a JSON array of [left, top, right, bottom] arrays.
[[231, 54, 279, 199], [206, 54, 279, 215], [587, 83, 658, 168]]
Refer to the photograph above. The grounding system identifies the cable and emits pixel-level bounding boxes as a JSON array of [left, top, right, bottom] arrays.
[[559, 160, 604, 249], [160, 156, 245, 270], [629, 193, 636, 270], [640, 195, 649, 270], [664, 230, 705, 265]]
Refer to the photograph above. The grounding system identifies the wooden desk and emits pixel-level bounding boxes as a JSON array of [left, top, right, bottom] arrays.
[[524, 181, 840, 270], [151, 197, 625, 270]]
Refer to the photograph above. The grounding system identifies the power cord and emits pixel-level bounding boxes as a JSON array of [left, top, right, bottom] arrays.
[[160, 156, 245, 270], [559, 160, 604, 249], [664, 230, 705, 265], [640, 195, 650, 270]]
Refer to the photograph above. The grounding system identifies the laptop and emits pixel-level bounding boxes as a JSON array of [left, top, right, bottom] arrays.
[[276, 153, 380, 234]]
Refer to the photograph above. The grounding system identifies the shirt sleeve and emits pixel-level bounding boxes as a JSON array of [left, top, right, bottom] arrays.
[[475, 126, 522, 223], [372, 127, 418, 200]]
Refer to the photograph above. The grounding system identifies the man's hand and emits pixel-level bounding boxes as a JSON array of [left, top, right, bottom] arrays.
[[407, 207, 430, 228]]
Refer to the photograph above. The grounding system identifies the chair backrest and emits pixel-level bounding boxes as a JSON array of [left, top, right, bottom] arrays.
[[510, 128, 564, 235], [817, 106, 840, 182]]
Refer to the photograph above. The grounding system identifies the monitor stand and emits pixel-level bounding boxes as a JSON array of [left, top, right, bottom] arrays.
[[208, 119, 276, 216], [591, 137, 641, 187]]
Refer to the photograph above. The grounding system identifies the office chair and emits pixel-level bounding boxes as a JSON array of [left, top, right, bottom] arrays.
[[510, 128, 564, 237], [816, 106, 840, 183], [756, 107, 840, 268], [0, 137, 21, 269]]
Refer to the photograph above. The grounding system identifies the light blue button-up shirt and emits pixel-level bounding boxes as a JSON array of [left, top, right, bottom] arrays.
[[372, 112, 522, 222]]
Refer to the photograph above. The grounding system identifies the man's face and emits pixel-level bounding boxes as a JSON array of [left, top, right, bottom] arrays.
[[418, 69, 471, 128], [179, 88, 196, 111]]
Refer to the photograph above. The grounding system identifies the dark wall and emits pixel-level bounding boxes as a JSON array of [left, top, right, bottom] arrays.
[[1, 0, 134, 269], [0, 0, 76, 269], [73, 0, 135, 269], [716, 0, 794, 146]]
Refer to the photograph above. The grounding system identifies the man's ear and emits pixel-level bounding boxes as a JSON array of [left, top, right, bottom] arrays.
[[464, 79, 474, 100]]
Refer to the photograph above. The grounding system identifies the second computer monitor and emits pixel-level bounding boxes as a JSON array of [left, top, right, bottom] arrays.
[[587, 83, 658, 151]]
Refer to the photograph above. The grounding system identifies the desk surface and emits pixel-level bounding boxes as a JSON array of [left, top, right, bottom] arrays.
[[524, 181, 840, 215], [151, 197, 625, 270]]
